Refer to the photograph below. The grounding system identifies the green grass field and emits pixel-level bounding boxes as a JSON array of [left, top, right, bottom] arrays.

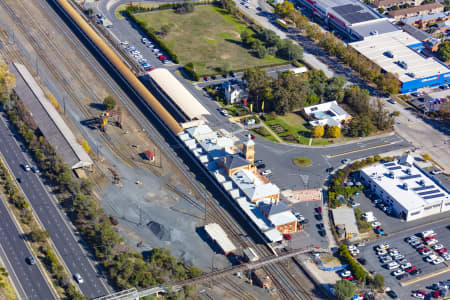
[[133, 6, 285, 75]]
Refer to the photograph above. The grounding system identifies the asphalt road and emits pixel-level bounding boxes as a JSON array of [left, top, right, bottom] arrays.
[[0, 196, 56, 300], [0, 113, 109, 299], [233, 130, 412, 190]]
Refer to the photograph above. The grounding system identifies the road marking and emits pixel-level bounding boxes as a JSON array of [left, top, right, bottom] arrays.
[[327, 141, 402, 158], [401, 266, 450, 287]]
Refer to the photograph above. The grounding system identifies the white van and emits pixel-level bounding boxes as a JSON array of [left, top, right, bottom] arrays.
[[386, 262, 399, 270]]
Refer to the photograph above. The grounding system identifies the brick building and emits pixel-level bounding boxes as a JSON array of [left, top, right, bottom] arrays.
[[388, 3, 444, 21]]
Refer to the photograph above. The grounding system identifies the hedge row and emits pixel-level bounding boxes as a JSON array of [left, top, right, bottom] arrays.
[[125, 8, 179, 64], [184, 62, 200, 81], [339, 244, 368, 282]]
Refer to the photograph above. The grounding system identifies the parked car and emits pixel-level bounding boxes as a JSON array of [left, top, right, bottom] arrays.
[[341, 159, 350, 164], [22, 164, 31, 171], [406, 266, 417, 273], [283, 234, 292, 240], [316, 206, 322, 214], [340, 270, 351, 278], [262, 169, 272, 176], [396, 273, 408, 280], [392, 269, 405, 276], [386, 289, 398, 299], [256, 163, 266, 169]]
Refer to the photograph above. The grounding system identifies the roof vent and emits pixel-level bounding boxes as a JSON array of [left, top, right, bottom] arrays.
[[403, 183, 409, 190], [419, 179, 425, 186], [389, 171, 394, 178], [406, 168, 411, 175]]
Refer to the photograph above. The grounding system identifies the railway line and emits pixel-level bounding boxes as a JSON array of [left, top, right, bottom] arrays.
[[0, 0, 321, 298]]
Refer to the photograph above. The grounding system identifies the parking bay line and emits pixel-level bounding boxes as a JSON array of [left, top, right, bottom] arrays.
[[401, 266, 450, 287]]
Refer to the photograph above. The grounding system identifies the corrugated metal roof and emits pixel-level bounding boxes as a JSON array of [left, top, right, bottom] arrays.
[[11, 63, 93, 169], [148, 69, 210, 120], [204, 223, 236, 253]]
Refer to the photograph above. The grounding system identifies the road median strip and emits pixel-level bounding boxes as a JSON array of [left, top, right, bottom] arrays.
[[328, 142, 396, 158]]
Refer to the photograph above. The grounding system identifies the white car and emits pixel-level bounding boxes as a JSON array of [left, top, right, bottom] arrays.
[[22, 164, 31, 171], [141, 37, 148, 43], [431, 170, 443, 175], [386, 262, 399, 270], [340, 270, 351, 278], [422, 250, 432, 256], [392, 254, 405, 260], [350, 249, 360, 255], [442, 253, 450, 261], [376, 243, 390, 251], [147, 44, 154, 48], [427, 239, 438, 246], [426, 255, 438, 263], [421, 230, 435, 238], [153, 48, 160, 53], [351, 202, 360, 208], [412, 293, 425, 299], [377, 249, 388, 256], [348, 245, 357, 251], [262, 169, 272, 176], [74, 273, 84, 284], [433, 244, 444, 250], [121, 41, 129, 46], [400, 263, 411, 269], [371, 221, 382, 228], [407, 235, 420, 243], [433, 257, 444, 265], [392, 269, 405, 276]]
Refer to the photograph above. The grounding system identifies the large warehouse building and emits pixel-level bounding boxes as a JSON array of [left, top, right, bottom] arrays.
[[350, 31, 450, 93], [359, 155, 450, 222], [297, 0, 450, 92], [297, 0, 398, 41]]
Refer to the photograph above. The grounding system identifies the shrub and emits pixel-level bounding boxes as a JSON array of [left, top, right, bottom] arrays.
[[184, 63, 200, 81], [374, 273, 385, 290], [103, 96, 117, 110], [339, 245, 368, 282], [311, 125, 324, 138]]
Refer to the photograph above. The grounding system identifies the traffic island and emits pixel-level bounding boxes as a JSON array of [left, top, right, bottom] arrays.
[[294, 157, 312, 167]]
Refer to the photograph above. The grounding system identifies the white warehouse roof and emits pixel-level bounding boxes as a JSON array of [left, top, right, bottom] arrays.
[[360, 160, 449, 213], [350, 31, 450, 83], [148, 68, 210, 120]]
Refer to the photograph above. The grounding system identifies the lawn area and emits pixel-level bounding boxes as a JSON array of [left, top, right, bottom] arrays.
[[132, 5, 286, 75], [251, 127, 279, 143], [262, 112, 329, 145]]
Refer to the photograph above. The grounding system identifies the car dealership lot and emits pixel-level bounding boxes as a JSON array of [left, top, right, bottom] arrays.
[[359, 222, 450, 299]]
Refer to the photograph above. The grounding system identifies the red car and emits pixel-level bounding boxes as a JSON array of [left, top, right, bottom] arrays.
[[438, 248, 448, 254], [418, 246, 429, 253], [283, 234, 292, 240], [251, 134, 256, 140], [145, 67, 154, 72], [433, 290, 441, 298], [424, 236, 435, 241], [316, 206, 322, 214], [406, 266, 417, 273], [158, 55, 167, 61], [344, 275, 354, 281]]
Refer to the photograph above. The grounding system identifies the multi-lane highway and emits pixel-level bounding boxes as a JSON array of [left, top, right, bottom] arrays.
[[0, 113, 109, 299], [0, 195, 56, 300]]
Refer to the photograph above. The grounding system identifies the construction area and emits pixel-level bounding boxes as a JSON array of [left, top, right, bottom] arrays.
[[0, 0, 324, 299]]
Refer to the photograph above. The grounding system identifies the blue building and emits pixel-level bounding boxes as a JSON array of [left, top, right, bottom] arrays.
[[351, 31, 450, 93]]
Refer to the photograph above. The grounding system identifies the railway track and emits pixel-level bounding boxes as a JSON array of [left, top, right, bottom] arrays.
[[0, 0, 318, 298]]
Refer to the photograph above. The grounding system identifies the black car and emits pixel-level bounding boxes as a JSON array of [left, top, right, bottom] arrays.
[[316, 223, 324, 229], [27, 256, 36, 265], [315, 213, 323, 220], [318, 229, 326, 236], [386, 290, 398, 299], [230, 71, 236, 77], [357, 258, 367, 265], [410, 269, 421, 276], [16, 177, 22, 184], [299, 218, 309, 224], [326, 167, 334, 173], [257, 163, 266, 169]]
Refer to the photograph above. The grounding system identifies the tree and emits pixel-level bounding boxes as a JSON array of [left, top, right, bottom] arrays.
[[29, 228, 50, 243], [311, 125, 324, 138], [255, 45, 267, 58], [276, 39, 303, 61], [334, 279, 356, 300], [160, 24, 173, 36], [274, 1, 294, 18], [327, 125, 341, 138], [103, 96, 117, 110], [378, 7, 385, 14], [437, 41, 450, 62], [374, 273, 385, 290]]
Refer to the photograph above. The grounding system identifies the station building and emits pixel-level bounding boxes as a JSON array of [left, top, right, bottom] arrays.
[[178, 123, 298, 243], [359, 155, 450, 222]]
